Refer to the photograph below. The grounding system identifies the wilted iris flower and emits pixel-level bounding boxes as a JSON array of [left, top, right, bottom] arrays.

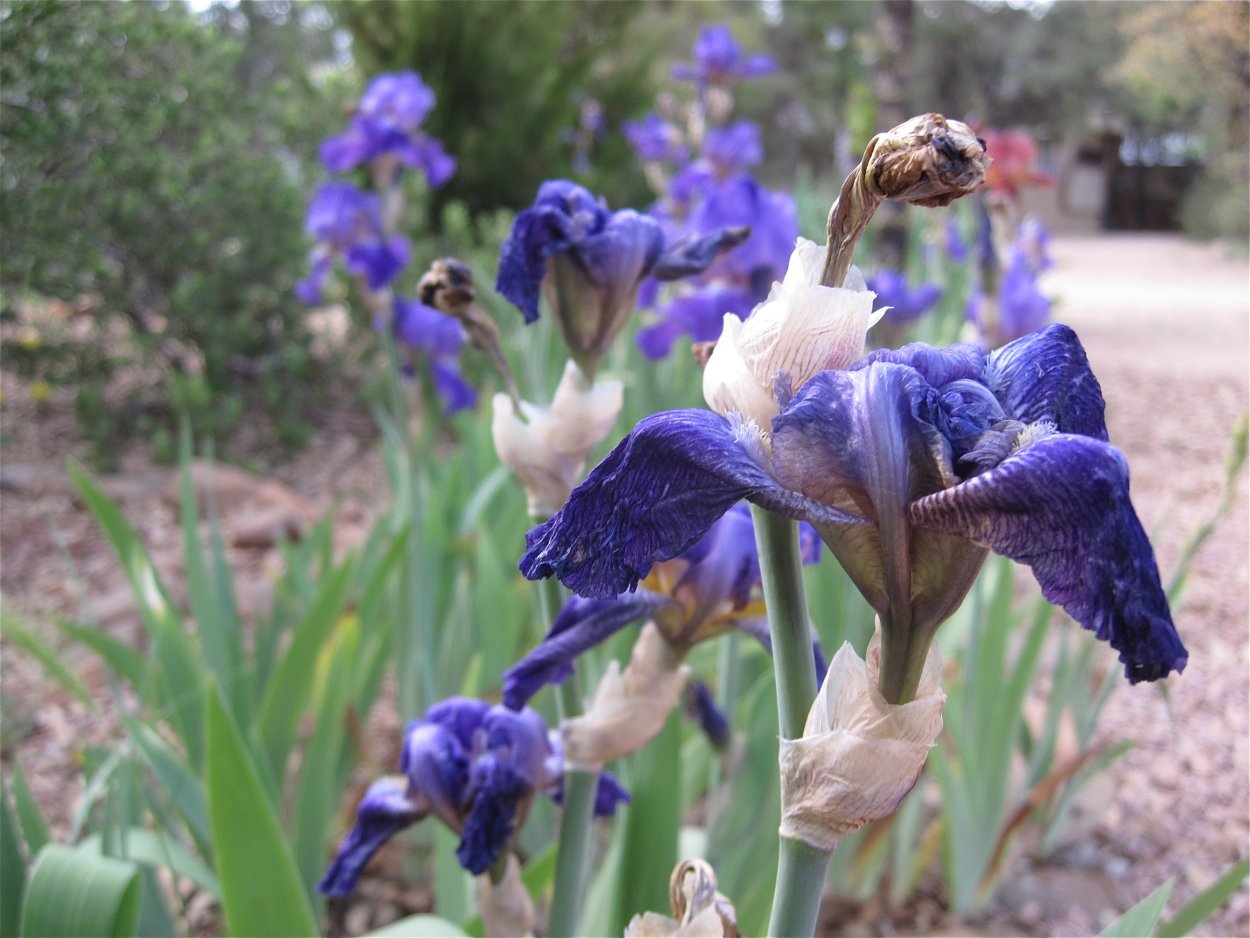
[[505, 504, 825, 767], [496, 180, 746, 377], [671, 23, 777, 86], [319, 697, 627, 896], [391, 297, 477, 415], [295, 182, 410, 304], [320, 71, 456, 187], [521, 324, 1187, 702]]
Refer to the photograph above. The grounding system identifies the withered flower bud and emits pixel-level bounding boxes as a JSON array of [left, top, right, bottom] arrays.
[[625, 859, 739, 938], [822, 113, 990, 288], [418, 258, 521, 409]]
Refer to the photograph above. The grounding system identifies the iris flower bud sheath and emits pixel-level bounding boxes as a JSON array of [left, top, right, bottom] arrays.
[[625, 859, 740, 938], [478, 854, 535, 938], [778, 631, 944, 852], [491, 360, 623, 518]]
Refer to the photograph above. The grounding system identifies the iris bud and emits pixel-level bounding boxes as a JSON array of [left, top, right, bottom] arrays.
[[625, 859, 739, 938]]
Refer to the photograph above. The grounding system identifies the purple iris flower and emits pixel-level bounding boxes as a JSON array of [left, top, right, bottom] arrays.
[[1017, 216, 1054, 273], [866, 270, 943, 326], [701, 121, 764, 176], [636, 285, 757, 360], [624, 112, 689, 164], [944, 218, 969, 264], [320, 71, 456, 186], [520, 325, 1187, 687], [295, 182, 411, 304], [686, 175, 797, 291], [968, 246, 1052, 347], [392, 297, 477, 415], [671, 24, 777, 86], [503, 504, 825, 710], [496, 179, 747, 376], [319, 697, 628, 896]]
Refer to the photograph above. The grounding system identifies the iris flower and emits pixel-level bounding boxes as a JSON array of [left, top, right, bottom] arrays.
[[624, 112, 689, 165], [319, 697, 628, 896], [520, 324, 1187, 700], [503, 503, 823, 711], [295, 183, 410, 305], [671, 24, 777, 86], [391, 297, 478, 415], [320, 71, 456, 186], [496, 180, 747, 377], [967, 245, 1052, 348]]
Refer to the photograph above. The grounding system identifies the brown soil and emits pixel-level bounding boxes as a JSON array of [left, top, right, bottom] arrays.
[[1, 232, 1247, 936]]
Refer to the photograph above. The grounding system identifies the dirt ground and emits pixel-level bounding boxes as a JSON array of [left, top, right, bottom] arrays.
[[1, 231, 1247, 936]]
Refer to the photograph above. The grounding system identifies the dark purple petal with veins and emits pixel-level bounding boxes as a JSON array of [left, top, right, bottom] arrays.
[[772, 365, 986, 631], [502, 592, 676, 709], [456, 756, 530, 874], [986, 323, 1108, 440], [520, 409, 865, 598], [318, 777, 423, 897], [909, 433, 1186, 682]]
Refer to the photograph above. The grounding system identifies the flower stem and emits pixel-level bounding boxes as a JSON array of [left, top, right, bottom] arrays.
[[750, 506, 831, 937], [535, 562, 598, 938]]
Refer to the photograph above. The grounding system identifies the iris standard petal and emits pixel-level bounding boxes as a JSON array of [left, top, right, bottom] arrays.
[[520, 408, 865, 598], [909, 432, 1187, 682], [496, 187, 594, 324], [318, 777, 423, 897], [855, 341, 986, 389], [772, 365, 986, 632], [502, 592, 677, 709], [986, 323, 1109, 440], [457, 755, 532, 875], [420, 697, 490, 752]]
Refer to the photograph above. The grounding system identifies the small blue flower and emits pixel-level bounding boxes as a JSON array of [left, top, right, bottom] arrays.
[[496, 180, 746, 376], [671, 24, 777, 86], [520, 325, 1187, 689], [701, 121, 764, 176], [502, 504, 824, 710], [320, 72, 456, 186], [391, 298, 477, 415], [866, 270, 943, 327], [296, 182, 410, 304], [319, 697, 628, 896]]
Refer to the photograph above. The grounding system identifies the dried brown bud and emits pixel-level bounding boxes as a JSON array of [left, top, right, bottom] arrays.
[[822, 112, 991, 287], [418, 257, 477, 316], [863, 113, 990, 207]]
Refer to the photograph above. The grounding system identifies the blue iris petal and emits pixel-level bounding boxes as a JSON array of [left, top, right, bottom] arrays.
[[502, 591, 677, 709], [456, 756, 532, 875], [687, 679, 731, 748], [650, 226, 751, 281], [520, 409, 865, 598], [855, 341, 987, 388], [986, 323, 1109, 440], [420, 697, 490, 752], [318, 777, 422, 897], [592, 771, 632, 817], [910, 433, 1186, 683]]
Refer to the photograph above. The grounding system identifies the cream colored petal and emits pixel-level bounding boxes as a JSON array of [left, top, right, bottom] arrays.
[[561, 622, 689, 772], [778, 633, 944, 852], [702, 313, 782, 427], [490, 361, 623, 517], [478, 854, 535, 938]]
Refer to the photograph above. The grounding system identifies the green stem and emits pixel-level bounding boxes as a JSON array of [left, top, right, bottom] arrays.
[[750, 506, 831, 937], [534, 566, 597, 937]]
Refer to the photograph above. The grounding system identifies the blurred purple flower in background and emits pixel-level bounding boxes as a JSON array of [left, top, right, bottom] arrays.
[[672, 23, 777, 86], [866, 270, 943, 327], [391, 297, 478, 415], [320, 71, 456, 186], [967, 246, 1052, 346], [295, 182, 410, 304], [944, 218, 969, 263], [624, 112, 689, 165], [701, 120, 764, 176], [319, 697, 627, 895]]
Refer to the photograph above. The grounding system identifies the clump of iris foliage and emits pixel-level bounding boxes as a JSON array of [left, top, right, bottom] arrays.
[[6, 20, 1248, 938]]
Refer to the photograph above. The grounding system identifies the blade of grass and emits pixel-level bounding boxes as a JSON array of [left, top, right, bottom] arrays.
[[206, 683, 318, 937], [1156, 856, 1249, 938], [1098, 878, 1174, 938], [1, 613, 93, 709], [19, 843, 142, 938], [10, 756, 50, 857]]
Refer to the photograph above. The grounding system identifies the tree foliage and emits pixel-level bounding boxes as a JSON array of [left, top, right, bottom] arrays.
[[0, 0, 343, 458]]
